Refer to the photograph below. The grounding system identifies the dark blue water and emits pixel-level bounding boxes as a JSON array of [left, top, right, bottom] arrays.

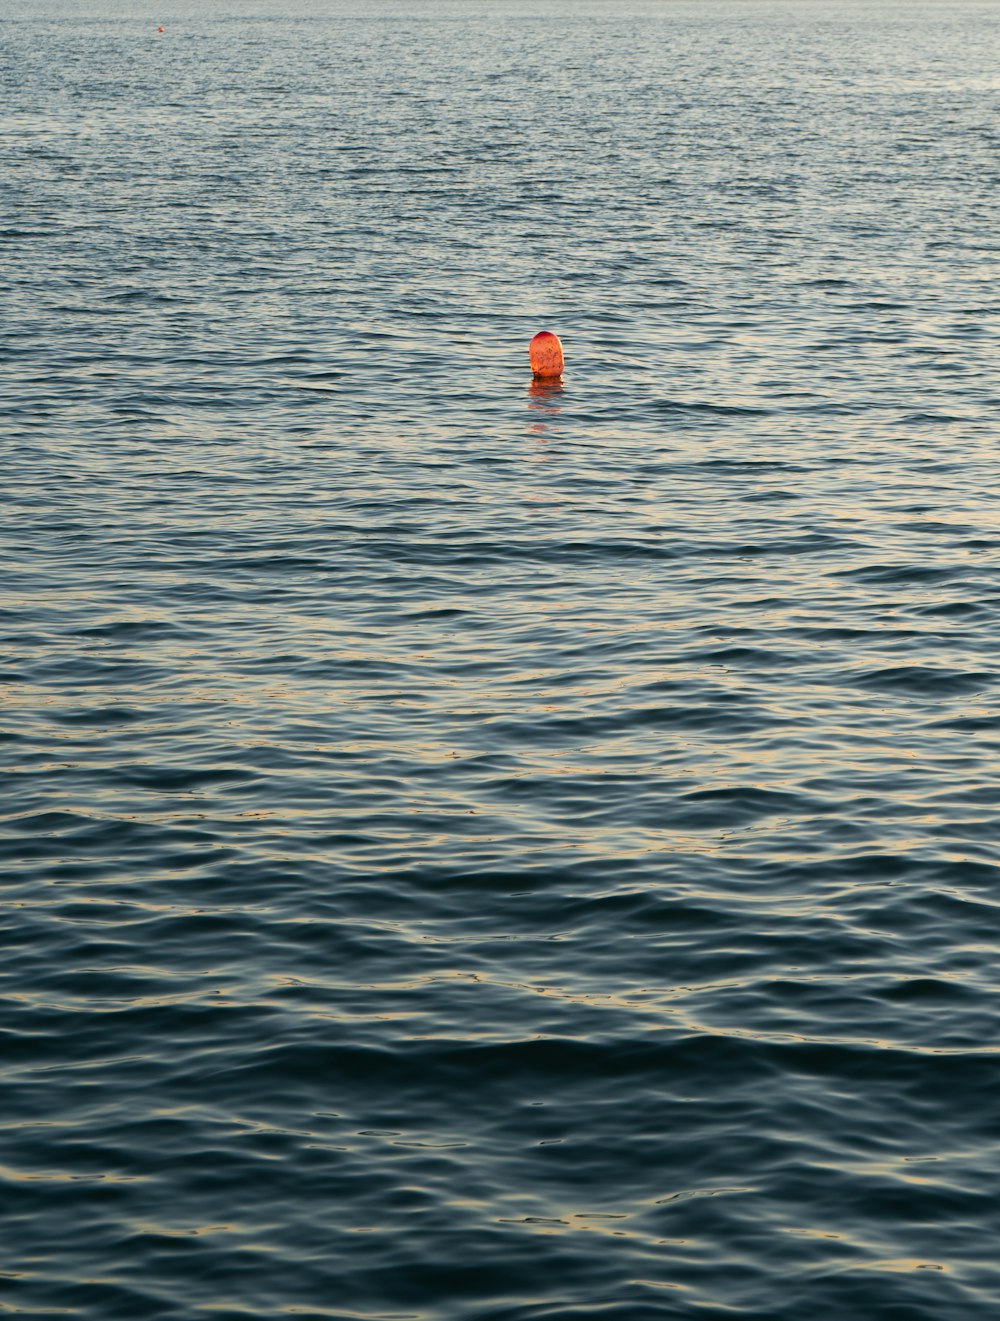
[[3, 1, 1000, 1316]]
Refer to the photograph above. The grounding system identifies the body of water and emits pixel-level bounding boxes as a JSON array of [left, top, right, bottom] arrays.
[[3, 1, 1000, 1316]]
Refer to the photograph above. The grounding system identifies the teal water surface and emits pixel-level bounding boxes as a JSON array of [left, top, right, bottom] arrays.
[[2, 1, 1000, 1317]]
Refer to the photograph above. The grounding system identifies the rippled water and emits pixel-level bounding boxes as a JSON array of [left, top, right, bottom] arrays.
[[3, 1, 1000, 1316]]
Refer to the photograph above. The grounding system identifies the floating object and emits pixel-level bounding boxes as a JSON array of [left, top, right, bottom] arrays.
[[529, 331, 564, 379], [157, 25, 165, 32]]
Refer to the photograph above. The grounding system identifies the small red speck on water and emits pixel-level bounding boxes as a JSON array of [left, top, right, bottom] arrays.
[[157, 25, 165, 32], [529, 331, 564, 379]]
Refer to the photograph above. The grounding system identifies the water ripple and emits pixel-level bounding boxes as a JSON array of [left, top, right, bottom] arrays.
[[3, 0, 1000, 1317]]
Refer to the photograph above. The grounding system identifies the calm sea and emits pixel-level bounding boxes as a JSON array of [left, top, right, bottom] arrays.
[[3, 1, 1000, 1316]]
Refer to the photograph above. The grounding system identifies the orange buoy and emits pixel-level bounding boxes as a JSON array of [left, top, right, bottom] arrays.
[[529, 331, 564, 380], [157, 25, 165, 32]]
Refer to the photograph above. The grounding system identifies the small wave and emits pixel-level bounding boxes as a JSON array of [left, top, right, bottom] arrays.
[[652, 399, 772, 417], [846, 665, 992, 698]]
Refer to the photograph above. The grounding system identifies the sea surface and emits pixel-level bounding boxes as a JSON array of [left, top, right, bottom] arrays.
[[3, 1, 1000, 1316]]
